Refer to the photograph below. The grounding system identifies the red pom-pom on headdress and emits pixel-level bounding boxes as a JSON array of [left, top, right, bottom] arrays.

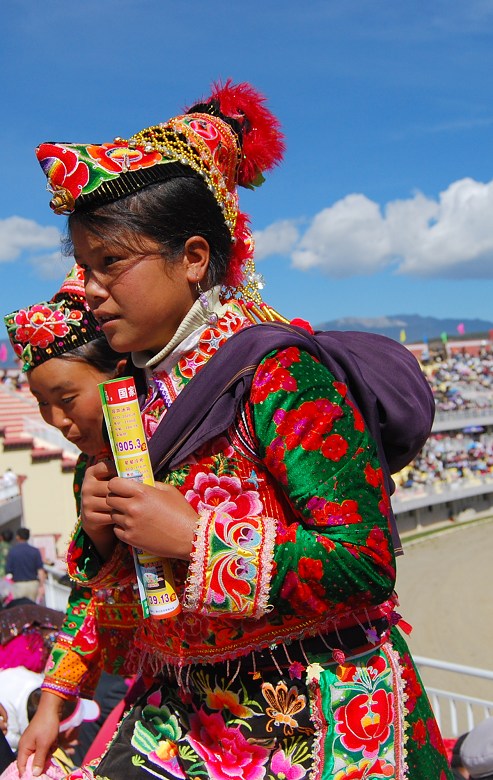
[[208, 80, 285, 187]]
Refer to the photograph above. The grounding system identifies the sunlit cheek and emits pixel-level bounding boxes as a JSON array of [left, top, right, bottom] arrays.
[[39, 407, 52, 427]]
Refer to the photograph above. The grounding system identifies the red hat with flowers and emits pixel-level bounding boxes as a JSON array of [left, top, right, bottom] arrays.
[[4, 265, 101, 371], [35, 81, 285, 304]]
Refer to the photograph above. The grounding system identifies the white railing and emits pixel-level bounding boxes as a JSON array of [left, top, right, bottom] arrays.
[[415, 656, 493, 737], [44, 568, 71, 612]]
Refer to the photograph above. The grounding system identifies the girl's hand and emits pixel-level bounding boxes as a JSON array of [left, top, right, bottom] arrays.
[[106, 478, 199, 560], [17, 691, 64, 777], [81, 460, 118, 559]]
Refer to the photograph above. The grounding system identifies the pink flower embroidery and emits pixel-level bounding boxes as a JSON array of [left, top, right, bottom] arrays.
[[271, 748, 305, 780], [185, 472, 263, 517], [187, 709, 270, 780]]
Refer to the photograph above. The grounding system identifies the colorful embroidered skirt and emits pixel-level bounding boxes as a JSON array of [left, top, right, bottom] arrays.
[[68, 628, 452, 780]]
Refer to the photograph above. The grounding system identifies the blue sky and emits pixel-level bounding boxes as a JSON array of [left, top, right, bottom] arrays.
[[2, 0, 493, 329]]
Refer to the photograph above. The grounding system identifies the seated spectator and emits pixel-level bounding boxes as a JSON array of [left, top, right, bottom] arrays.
[[460, 717, 493, 779]]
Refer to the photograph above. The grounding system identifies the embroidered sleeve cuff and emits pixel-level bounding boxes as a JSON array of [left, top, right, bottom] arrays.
[[183, 510, 277, 618], [67, 521, 135, 589]]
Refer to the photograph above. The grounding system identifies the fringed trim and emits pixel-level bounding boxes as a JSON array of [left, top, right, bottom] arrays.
[[252, 513, 277, 619], [183, 510, 212, 612], [307, 674, 326, 780], [128, 605, 391, 672], [383, 641, 409, 780]]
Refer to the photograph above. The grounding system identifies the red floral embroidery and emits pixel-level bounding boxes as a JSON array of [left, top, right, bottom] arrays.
[[427, 716, 444, 751], [264, 437, 288, 484], [280, 571, 327, 616], [316, 535, 336, 554], [334, 759, 394, 779], [335, 689, 394, 757], [346, 397, 365, 432], [307, 497, 362, 527], [251, 355, 298, 403], [277, 346, 302, 368], [321, 433, 349, 461], [13, 303, 82, 349], [276, 524, 297, 544], [298, 556, 323, 581], [364, 463, 383, 488], [333, 381, 348, 398], [86, 143, 162, 173], [273, 399, 343, 451], [37, 143, 89, 200], [400, 654, 423, 713], [361, 527, 395, 579], [413, 718, 427, 747]]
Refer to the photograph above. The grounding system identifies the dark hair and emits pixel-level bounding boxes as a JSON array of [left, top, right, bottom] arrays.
[[65, 177, 232, 288], [27, 689, 78, 723], [1, 529, 13, 543], [16, 527, 30, 541], [57, 337, 125, 376]]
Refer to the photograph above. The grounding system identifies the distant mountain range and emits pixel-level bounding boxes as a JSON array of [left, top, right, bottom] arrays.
[[315, 314, 493, 344], [1, 314, 493, 370]]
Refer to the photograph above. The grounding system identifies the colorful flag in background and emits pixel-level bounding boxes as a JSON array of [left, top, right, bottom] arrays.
[[457, 322, 465, 335], [399, 329, 406, 343]]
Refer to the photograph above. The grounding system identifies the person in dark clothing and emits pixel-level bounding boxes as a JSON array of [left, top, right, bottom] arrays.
[[5, 530, 45, 604]]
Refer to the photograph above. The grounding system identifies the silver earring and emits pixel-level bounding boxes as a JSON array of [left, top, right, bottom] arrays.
[[196, 282, 218, 326]]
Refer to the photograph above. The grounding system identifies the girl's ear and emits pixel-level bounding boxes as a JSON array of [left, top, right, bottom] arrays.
[[115, 358, 128, 377], [183, 236, 210, 284]]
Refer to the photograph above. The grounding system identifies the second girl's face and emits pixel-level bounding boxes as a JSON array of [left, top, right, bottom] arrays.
[[28, 359, 110, 456], [72, 225, 197, 355]]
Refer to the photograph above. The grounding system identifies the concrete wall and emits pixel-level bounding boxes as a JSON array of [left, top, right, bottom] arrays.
[[395, 490, 493, 534], [0, 442, 76, 557]]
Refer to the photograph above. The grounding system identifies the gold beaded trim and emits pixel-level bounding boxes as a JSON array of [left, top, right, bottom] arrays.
[[118, 114, 241, 238], [231, 258, 290, 324]]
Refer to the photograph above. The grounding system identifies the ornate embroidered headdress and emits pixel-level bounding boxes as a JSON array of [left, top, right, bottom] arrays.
[[4, 265, 101, 371], [35, 81, 288, 322]]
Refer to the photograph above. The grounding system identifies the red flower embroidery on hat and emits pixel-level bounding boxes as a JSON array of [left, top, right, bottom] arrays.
[[13, 304, 81, 350], [37, 144, 89, 200], [86, 143, 162, 173]]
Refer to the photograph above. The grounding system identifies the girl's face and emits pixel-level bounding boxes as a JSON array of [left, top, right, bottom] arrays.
[[72, 224, 198, 355], [28, 359, 111, 456]]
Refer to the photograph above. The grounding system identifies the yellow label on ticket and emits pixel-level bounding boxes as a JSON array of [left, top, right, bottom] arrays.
[[100, 377, 181, 619]]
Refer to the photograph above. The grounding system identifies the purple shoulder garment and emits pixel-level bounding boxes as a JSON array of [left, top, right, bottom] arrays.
[[133, 323, 435, 554]]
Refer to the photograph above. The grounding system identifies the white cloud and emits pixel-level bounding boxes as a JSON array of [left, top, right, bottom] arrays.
[[0, 217, 60, 263], [253, 220, 300, 260], [254, 177, 493, 280], [29, 252, 73, 280]]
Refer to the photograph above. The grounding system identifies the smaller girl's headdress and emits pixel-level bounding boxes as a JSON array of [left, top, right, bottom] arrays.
[[35, 81, 287, 320], [4, 265, 102, 371]]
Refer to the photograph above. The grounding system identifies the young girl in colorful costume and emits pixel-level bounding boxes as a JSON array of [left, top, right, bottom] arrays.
[[4, 268, 142, 774], [34, 82, 452, 779]]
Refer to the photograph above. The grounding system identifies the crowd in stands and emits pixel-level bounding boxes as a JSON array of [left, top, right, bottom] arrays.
[[3, 345, 493, 500], [422, 346, 493, 413], [396, 345, 493, 495]]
